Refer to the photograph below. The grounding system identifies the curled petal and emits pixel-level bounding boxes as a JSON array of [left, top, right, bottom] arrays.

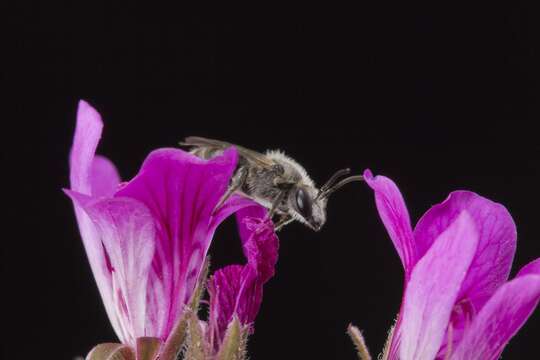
[[451, 274, 540, 360], [235, 205, 267, 248], [363, 169, 417, 277], [399, 211, 479, 360], [116, 147, 255, 339], [235, 210, 279, 323], [208, 209, 279, 347], [70, 100, 104, 195], [236, 206, 277, 283]]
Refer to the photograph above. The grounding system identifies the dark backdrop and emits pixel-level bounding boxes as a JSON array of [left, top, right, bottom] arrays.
[[8, 1, 540, 359]]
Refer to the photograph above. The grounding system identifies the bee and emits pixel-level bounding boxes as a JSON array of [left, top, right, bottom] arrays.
[[180, 137, 363, 231]]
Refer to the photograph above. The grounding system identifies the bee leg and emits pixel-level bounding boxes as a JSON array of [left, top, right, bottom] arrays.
[[267, 178, 295, 218], [274, 214, 293, 231], [212, 168, 248, 215], [267, 190, 287, 219]]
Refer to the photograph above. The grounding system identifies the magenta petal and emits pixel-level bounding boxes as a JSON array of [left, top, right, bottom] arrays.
[[517, 258, 540, 278], [414, 191, 516, 314], [210, 194, 257, 232], [399, 211, 479, 360], [208, 207, 279, 346], [65, 190, 122, 338], [208, 265, 252, 346], [65, 190, 156, 344], [116, 147, 254, 339], [236, 205, 268, 248], [237, 208, 278, 284], [90, 155, 121, 197], [69, 100, 121, 198], [451, 274, 540, 360], [67, 101, 127, 341], [363, 169, 417, 276], [70, 100, 104, 195], [83, 197, 156, 345]]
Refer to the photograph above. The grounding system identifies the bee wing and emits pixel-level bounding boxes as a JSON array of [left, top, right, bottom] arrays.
[[180, 136, 275, 168]]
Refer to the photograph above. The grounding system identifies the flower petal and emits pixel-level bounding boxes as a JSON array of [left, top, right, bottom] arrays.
[[414, 191, 516, 314], [90, 155, 121, 197], [116, 147, 255, 339], [208, 209, 279, 347], [83, 197, 156, 345], [236, 205, 268, 249], [517, 258, 540, 278], [451, 274, 540, 360], [70, 100, 104, 195], [363, 169, 417, 276], [69, 100, 121, 198], [66, 101, 126, 341], [399, 211, 479, 360], [208, 265, 250, 348], [237, 207, 278, 284], [66, 192, 156, 345], [209, 194, 256, 232]]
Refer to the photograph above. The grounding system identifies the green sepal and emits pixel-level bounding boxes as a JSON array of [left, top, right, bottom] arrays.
[[189, 256, 210, 312], [184, 311, 210, 360], [216, 316, 247, 360], [136, 337, 162, 360], [86, 343, 135, 360], [159, 310, 189, 360]]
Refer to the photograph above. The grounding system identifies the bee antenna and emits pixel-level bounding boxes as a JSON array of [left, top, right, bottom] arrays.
[[318, 168, 351, 199], [319, 175, 364, 199]]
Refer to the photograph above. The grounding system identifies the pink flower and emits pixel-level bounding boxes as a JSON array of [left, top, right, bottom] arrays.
[[65, 101, 278, 359], [363, 169, 540, 360]]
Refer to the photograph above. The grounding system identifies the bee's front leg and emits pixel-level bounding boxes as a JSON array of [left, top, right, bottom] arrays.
[[212, 168, 248, 214], [274, 214, 293, 231], [268, 180, 294, 219], [267, 190, 287, 219]]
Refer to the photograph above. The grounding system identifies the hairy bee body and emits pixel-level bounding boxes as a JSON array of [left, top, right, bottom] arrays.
[[182, 137, 361, 231]]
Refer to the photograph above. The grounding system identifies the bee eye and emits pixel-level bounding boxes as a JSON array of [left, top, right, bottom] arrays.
[[295, 188, 312, 219]]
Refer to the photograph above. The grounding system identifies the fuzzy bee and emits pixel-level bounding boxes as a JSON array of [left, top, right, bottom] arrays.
[[180, 137, 363, 231]]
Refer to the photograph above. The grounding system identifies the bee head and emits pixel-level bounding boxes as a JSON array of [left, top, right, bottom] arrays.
[[291, 186, 326, 231]]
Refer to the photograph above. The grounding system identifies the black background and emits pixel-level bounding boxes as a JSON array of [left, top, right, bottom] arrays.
[[7, 1, 540, 359]]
